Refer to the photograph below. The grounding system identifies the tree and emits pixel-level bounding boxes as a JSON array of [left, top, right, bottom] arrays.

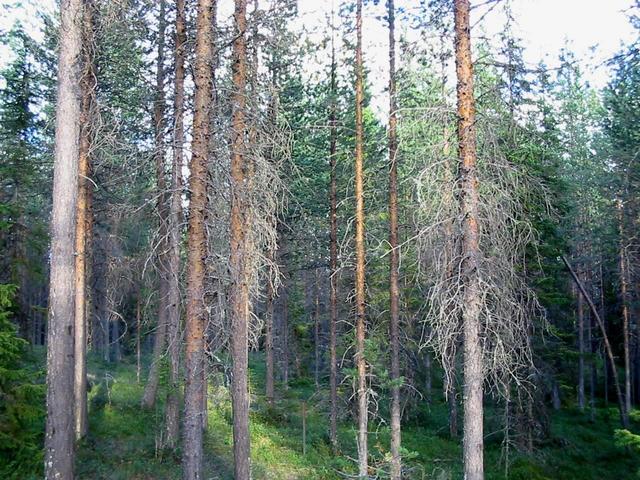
[[353, 0, 369, 476], [386, 0, 402, 478], [229, 0, 251, 477], [74, 0, 96, 441], [164, 0, 187, 448], [44, 0, 83, 477], [183, 0, 214, 476], [454, 1, 483, 478], [141, 0, 169, 410], [328, 6, 339, 449]]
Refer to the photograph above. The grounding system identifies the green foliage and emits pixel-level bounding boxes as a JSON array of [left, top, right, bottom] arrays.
[[0, 284, 45, 480]]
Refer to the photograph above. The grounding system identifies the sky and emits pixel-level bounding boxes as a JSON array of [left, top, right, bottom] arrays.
[[1, 0, 637, 91], [478, 0, 637, 87]]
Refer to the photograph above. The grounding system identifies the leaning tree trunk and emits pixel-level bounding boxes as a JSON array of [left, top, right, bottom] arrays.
[[354, 0, 369, 476], [74, 0, 96, 442], [183, 0, 214, 477], [142, 0, 169, 410], [454, 1, 484, 478], [563, 256, 630, 428], [229, 0, 251, 477], [387, 0, 401, 477], [164, 0, 186, 449], [328, 6, 339, 449], [45, 0, 83, 477]]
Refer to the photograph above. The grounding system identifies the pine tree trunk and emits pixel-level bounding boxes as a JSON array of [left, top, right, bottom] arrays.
[[183, 0, 214, 477], [387, 0, 401, 477], [142, 0, 168, 410], [618, 201, 632, 415], [229, 0, 251, 477], [354, 0, 368, 475], [424, 352, 432, 403], [455, 1, 483, 478], [600, 259, 609, 406], [314, 269, 321, 389], [265, 59, 278, 406], [73, 0, 95, 441], [328, 8, 339, 448], [164, 0, 187, 449], [447, 360, 458, 438], [280, 253, 290, 388], [265, 272, 275, 403], [45, 0, 83, 477], [136, 293, 141, 383], [577, 276, 586, 411], [552, 380, 561, 410]]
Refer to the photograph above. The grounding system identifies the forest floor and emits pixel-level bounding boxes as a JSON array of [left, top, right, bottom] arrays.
[[72, 353, 638, 480]]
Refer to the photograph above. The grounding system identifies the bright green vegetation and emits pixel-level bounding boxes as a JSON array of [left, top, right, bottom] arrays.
[[68, 353, 638, 480]]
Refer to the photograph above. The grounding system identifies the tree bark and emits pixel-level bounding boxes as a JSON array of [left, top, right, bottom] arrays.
[[454, 1, 483, 478], [265, 270, 275, 403], [183, 0, 214, 477], [136, 292, 141, 383], [562, 255, 630, 428], [164, 0, 187, 449], [599, 259, 609, 406], [314, 269, 321, 389], [142, 0, 169, 410], [618, 200, 632, 415], [424, 352, 432, 403], [447, 359, 458, 439], [354, 0, 368, 475], [74, 0, 95, 442], [45, 0, 83, 477], [229, 0, 251, 477], [577, 277, 586, 411], [387, 0, 401, 477], [328, 6, 339, 449]]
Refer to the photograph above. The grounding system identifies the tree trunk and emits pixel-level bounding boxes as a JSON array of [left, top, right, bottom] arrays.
[[45, 0, 83, 477], [142, 0, 168, 410], [618, 200, 632, 415], [387, 0, 401, 477], [424, 352, 432, 403], [229, 0, 251, 478], [447, 359, 458, 439], [164, 0, 186, 449], [275, 228, 291, 391], [600, 259, 609, 406], [328, 6, 339, 449], [454, 1, 483, 478], [183, 0, 214, 477], [552, 380, 561, 410], [136, 293, 141, 383], [314, 268, 321, 389], [577, 277, 586, 411], [354, 0, 368, 475], [265, 271, 275, 403], [74, 0, 95, 441], [562, 255, 630, 428]]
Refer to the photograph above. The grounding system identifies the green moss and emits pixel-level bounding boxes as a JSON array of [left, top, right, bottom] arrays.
[[66, 353, 640, 479]]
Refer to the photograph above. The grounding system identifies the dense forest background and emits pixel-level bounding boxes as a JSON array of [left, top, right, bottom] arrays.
[[1, 0, 640, 479]]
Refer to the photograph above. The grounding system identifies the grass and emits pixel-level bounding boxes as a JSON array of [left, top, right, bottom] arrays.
[[73, 353, 639, 479]]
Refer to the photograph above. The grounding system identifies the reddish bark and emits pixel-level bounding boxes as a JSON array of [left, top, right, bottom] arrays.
[[183, 0, 215, 476]]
